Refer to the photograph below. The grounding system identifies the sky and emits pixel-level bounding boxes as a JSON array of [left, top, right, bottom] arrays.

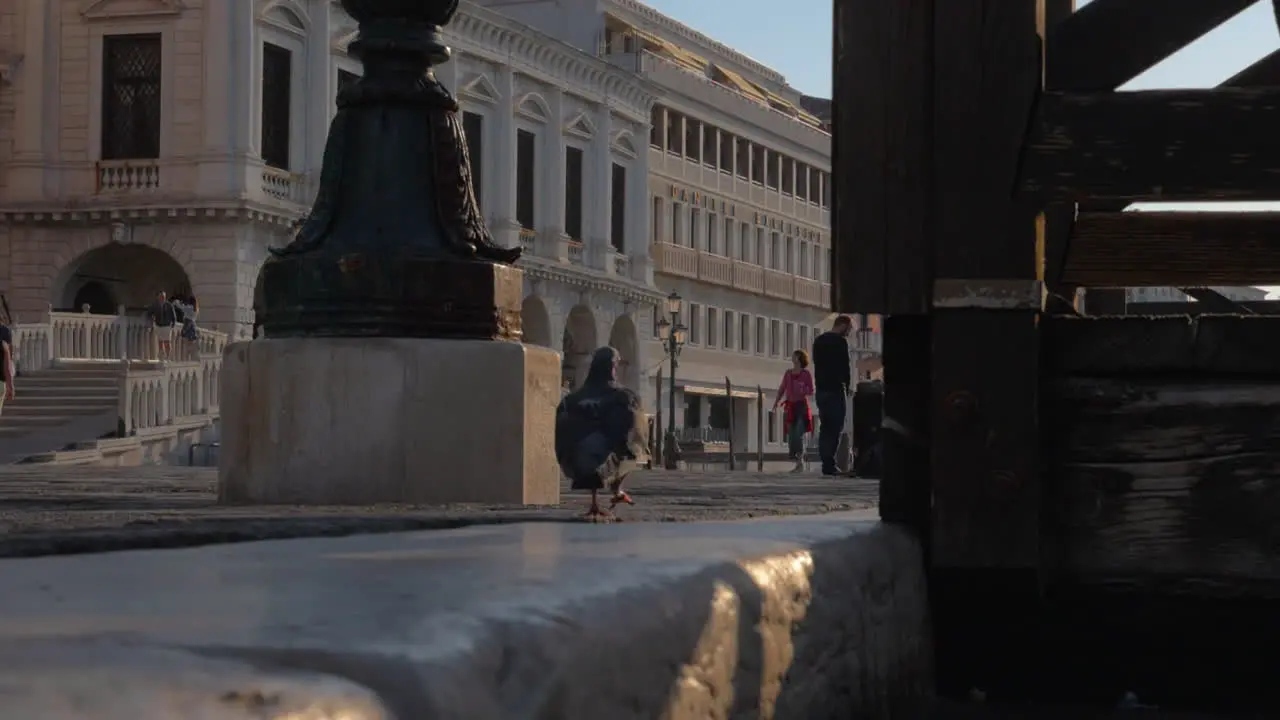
[[642, 0, 1280, 293]]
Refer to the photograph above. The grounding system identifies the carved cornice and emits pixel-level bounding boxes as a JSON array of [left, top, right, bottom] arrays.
[[0, 202, 299, 228], [81, 0, 185, 21], [519, 256, 662, 306]]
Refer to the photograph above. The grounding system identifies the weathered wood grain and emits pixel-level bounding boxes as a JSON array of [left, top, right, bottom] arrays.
[[1045, 0, 1255, 91], [1048, 376, 1280, 595], [879, 315, 931, 531], [929, 0, 1043, 569], [1044, 315, 1280, 375], [1063, 212, 1280, 287], [1021, 88, 1280, 202], [832, 0, 934, 314]]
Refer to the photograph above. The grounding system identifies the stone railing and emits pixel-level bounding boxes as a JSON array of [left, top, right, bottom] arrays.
[[96, 159, 161, 193], [566, 240, 585, 265], [119, 359, 220, 435], [519, 228, 537, 254], [698, 252, 733, 286], [262, 166, 306, 204], [764, 269, 794, 299], [794, 277, 824, 306], [612, 252, 631, 277], [11, 308, 229, 437], [653, 242, 698, 278], [732, 261, 764, 294]]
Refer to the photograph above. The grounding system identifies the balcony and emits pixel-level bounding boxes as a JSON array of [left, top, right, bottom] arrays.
[[653, 242, 698, 278], [566, 240, 585, 265], [96, 160, 161, 194], [764, 269, 794, 299], [794, 277, 823, 306], [519, 228, 536, 254], [261, 166, 306, 205], [732, 260, 763, 294], [698, 252, 733, 286]]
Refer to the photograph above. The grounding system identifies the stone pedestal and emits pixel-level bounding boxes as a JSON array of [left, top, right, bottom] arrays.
[[218, 338, 560, 506]]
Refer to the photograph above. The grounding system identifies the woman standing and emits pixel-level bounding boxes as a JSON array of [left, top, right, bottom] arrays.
[[773, 349, 815, 473]]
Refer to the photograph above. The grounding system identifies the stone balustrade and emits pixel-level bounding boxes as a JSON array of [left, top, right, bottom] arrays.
[[10, 308, 228, 438]]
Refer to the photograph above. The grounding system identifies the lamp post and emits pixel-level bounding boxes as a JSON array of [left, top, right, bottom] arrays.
[[656, 290, 686, 470]]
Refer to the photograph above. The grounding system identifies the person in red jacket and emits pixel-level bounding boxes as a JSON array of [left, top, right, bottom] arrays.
[[773, 349, 815, 473]]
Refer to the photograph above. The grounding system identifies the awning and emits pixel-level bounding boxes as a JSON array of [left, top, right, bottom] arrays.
[[711, 63, 768, 104], [679, 383, 759, 400], [629, 29, 707, 72]]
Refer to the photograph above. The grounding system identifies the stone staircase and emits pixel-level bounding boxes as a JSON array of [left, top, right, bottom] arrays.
[[0, 364, 121, 465]]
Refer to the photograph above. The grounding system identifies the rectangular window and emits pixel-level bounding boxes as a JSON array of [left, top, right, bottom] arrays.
[[261, 42, 292, 170], [720, 133, 734, 172], [611, 163, 626, 252], [796, 163, 809, 199], [740, 314, 751, 351], [337, 69, 359, 105], [516, 129, 536, 229], [755, 316, 766, 354], [565, 146, 584, 240], [685, 118, 700, 162], [740, 224, 751, 262], [706, 307, 719, 348], [751, 145, 765, 183], [650, 105, 663, 147], [765, 151, 778, 189], [785, 236, 794, 273], [689, 303, 702, 344], [724, 310, 735, 350], [808, 168, 819, 203], [724, 218, 735, 257], [781, 157, 795, 195], [666, 111, 683, 154], [101, 34, 163, 160], [652, 197, 664, 243], [800, 241, 810, 278], [462, 111, 484, 211], [785, 322, 795, 355], [706, 213, 717, 254], [770, 319, 781, 355], [755, 227, 765, 267], [737, 140, 750, 180], [672, 202, 683, 246], [702, 126, 716, 167], [690, 208, 701, 250], [770, 232, 781, 270], [767, 410, 777, 443], [821, 172, 830, 208]]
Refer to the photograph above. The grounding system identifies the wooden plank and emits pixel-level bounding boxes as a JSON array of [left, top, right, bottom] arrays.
[[1043, 315, 1280, 375], [1063, 211, 1280, 287], [879, 315, 930, 532], [832, 0, 934, 315], [1046, 0, 1254, 91], [1047, 376, 1280, 596], [1022, 87, 1280, 202], [930, 0, 1043, 569]]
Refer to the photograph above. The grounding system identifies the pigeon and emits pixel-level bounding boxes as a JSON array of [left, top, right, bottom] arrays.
[[555, 346, 649, 521]]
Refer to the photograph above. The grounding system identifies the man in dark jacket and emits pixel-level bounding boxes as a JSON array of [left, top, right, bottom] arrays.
[[811, 315, 852, 476]]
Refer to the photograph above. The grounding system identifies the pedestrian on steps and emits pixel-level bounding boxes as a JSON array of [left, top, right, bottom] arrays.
[[812, 315, 853, 476]]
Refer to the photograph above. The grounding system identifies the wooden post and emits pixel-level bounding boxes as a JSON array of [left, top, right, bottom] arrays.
[[756, 385, 764, 472], [725, 376, 736, 471]]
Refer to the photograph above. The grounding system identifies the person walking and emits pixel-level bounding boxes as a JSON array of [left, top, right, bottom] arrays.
[[811, 315, 853, 476], [0, 314, 13, 417], [773, 349, 815, 473], [148, 291, 178, 360]]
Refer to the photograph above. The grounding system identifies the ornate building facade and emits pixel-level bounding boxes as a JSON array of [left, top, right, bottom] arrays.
[[478, 0, 839, 452], [0, 0, 660, 392]]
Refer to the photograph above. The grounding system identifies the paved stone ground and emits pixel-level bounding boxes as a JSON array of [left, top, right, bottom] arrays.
[[0, 465, 878, 557]]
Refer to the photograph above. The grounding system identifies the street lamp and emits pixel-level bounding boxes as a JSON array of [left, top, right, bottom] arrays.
[[658, 290, 686, 469]]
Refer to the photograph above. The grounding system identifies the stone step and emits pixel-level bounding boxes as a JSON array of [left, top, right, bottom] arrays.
[[12, 384, 118, 396], [18, 375, 117, 387], [6, 395, 118, 407], [2, 405, 118, 417], [0, 415, 82, 428]]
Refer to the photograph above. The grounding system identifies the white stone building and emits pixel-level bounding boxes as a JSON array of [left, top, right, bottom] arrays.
[[0, 0, 662, 395], [477, 0, 837, 453]]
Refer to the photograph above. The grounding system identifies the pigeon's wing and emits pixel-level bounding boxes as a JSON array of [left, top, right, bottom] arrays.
[[553, 396, 576, 470], [602, 388, 649, 461]]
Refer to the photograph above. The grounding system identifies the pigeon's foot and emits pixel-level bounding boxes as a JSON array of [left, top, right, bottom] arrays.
[[609, 491, 634, 509], [582, 498, 615, 523]]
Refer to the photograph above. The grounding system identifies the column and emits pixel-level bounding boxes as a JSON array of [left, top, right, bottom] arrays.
[[543, 89, 567, 259], [200, 1, 255, 196], [593, 105, 614, 271], [306, 2, 333, 180], [493, 66, 518, 248], [656, 106, 666, 152], [8, 0, 49, 200], [629, 142, 651, 284]]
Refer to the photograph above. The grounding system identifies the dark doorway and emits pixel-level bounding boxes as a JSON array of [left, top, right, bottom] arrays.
[[71, 281, 118, 314]]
